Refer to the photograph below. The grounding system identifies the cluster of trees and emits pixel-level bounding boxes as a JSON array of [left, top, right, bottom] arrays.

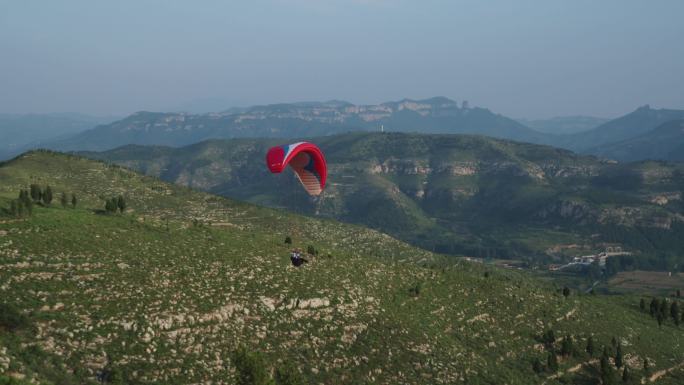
[[534, 331, 642, 384], [104, 195, 126, 214], [6, 190, 33, 218], [641, 297, 682, 327], [232, 347, 305, 385], [3, 186, 77, 218]]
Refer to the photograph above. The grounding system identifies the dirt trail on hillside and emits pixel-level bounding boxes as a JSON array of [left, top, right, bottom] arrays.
[[542, 358, 598, 384], [643, 360, 684, 383]]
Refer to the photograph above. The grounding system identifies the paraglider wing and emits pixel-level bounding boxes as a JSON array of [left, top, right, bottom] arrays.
[[266, 142, 327, 196]]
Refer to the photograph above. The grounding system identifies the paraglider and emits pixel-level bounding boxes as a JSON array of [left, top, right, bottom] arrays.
[[265, 142, 327, 196]]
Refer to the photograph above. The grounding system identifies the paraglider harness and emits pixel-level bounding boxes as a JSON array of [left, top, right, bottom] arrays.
[[290, 249, 308, 267]]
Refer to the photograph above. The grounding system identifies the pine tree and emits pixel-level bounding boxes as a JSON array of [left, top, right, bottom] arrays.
[[615, 343, 623, 369], [657, 312, 664, 327], [659, 299, 668, 318], [640, 298, 646, 312], [561, 334, 573, 357], [600, 354, 616, 385], [643, 358, 650, 375], [650, 298, 658, 317], [671, 301, 680, 325], [543, 329, 556, 348], [532, 357, 544, 374], [563, 287, 570, 298], [117, 195, 126, 213], [43, 186, 53, 205], [274, 364, 304, 385], [547, 352, 558, 372], [622, 366, 630, 383], [24, 198, 33, 216], [71, 194, 77, 208], [284, 236, 292, 245], [105, 199, 117, 213], [586, 336, 595, 357], [60, 192, 68, 208], [232, 347, 274, 385], [30, 184, 42, 202]]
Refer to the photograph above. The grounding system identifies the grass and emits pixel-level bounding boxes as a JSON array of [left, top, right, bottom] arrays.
[[0, 151, 683, 384]]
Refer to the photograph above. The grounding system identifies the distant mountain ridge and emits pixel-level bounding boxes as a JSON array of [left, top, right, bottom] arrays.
[[0, 113, 116, 160], [45, 97, 547, 152], [29, 100, 684, 163], [554, 105, 684, 151], [586, 120, 684, 162], [517, 116, 609, 135]]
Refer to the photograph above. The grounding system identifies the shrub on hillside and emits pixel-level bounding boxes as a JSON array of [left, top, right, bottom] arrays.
[[0, 302, 30, 331]]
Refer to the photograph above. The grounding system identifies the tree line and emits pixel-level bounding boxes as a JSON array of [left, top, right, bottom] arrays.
[[641, 296, 682, 327], [104, 195, 126, 214], [535, 330, 648, 384], [3, 184, 77, 218]]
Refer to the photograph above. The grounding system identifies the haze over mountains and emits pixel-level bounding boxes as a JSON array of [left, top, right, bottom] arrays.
[[6, 97, 678, 164], [0, 113, 117, 160]]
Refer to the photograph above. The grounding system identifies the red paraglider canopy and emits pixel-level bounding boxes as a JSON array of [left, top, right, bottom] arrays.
[[266, 142, 327, 196]]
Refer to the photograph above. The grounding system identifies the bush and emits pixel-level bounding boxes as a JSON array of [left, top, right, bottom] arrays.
[[232, 347, 274, 385], [284, 236, 292, 245], [0, 302, 30, 331], [275, 364, 305, 385]]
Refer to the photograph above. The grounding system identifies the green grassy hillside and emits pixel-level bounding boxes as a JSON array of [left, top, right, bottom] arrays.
[[85, 133, 684, 267], [0, 151, 683, 384]]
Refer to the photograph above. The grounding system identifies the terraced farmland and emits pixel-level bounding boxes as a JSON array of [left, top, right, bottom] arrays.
[[0, 151, 683, 384]]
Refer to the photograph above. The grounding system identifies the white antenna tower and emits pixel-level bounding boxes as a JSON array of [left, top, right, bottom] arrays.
[[380, 124, 384, 133]]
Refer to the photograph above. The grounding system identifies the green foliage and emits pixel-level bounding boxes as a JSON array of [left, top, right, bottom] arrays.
[[60, 192, 68, 207], [116, 195, 126, 213], [560, 334, 573, 357], [615, 343, 623, 369], [541, 329, 556, 349], [547, 352, 558, 372], [671, 301, 680, 325], [306, 245, 317, 256], [284, 236, 292, 245], [0, 151, 683, 385], [232, 347, 275, 385], [0, 302, 30, 331], [100, 364, 126, 385], [408, 282, 421, 297], [650, 298, 658, 317], [600, 353, 616, 385], [586, 336, 595, 357], [532, 357, 544, 374], [86, 132, 684, 264], [104, 197, 119, 214], [42, 185, 53, 205], [29, 184, 41, 202], [562, 287, 570, 298], [71, 193, 77, 208], [621, 366, 631, 383], [274, 364, 305, 385]]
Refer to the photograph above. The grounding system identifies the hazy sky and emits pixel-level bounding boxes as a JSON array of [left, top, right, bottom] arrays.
[[1, 0, 683, 118]]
